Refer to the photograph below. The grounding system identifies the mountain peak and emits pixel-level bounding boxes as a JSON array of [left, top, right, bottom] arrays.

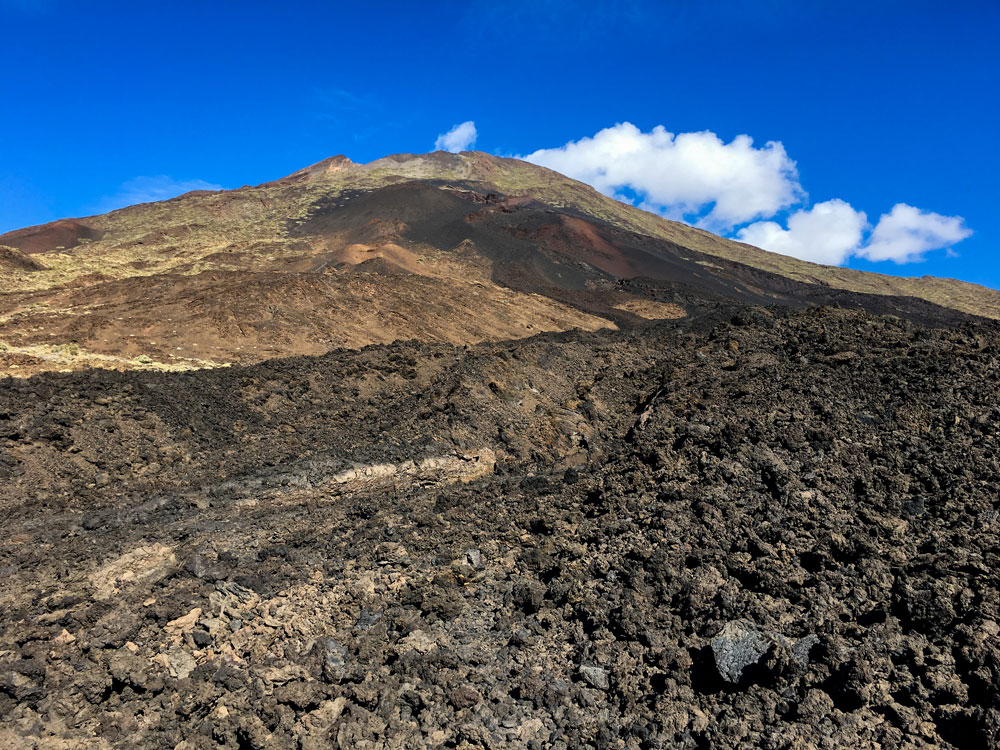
[[278, 150, 549, 187], [279, 154, 356, 183]]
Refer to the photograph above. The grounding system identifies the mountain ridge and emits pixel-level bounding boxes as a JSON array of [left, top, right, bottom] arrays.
[[0, 151, 995, 376]]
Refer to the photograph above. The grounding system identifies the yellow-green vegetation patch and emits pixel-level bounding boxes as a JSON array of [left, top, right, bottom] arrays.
[[0, 339, 231, 376]]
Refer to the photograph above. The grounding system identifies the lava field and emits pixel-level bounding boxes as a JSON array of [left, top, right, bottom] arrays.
[[2, 305, 999, 748]]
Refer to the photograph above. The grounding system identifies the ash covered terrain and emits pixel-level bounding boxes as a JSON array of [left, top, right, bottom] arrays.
[[2, 304, 999, 749]]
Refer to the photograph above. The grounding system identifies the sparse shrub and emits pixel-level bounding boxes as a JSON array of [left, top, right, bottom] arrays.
[[134, 354, 153, 364]]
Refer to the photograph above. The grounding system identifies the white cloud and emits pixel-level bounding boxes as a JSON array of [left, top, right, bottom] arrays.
[[860, 203, 973, 263], [522, 122, 804, 231], [738, 200, 971, 265], [434, 121, 477, 153], [521, 121, 973, 266], [98, 176, 223, 212], [737, 200, 869, 266]]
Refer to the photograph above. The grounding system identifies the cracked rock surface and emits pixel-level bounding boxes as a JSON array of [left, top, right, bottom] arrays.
[[1, 305, 999, 748]]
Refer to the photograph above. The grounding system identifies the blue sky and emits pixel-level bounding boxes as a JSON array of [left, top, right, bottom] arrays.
[[1, 1, 997, 287]]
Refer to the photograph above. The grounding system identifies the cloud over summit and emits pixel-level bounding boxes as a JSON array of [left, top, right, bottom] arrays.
[[435, 121, 477, 153]]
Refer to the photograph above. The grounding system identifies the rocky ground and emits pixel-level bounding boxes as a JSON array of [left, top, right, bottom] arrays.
[[1, 304, 999, 748]]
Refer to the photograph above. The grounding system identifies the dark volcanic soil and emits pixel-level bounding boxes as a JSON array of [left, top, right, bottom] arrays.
[[2, 305, 1000, 749], [0, 219, 103, 255]]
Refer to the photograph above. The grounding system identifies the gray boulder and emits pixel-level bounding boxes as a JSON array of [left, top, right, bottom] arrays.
[[711, 620, 818, 684]]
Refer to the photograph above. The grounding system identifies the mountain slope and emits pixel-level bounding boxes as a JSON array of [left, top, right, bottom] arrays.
[[278, 151, 1000, 317], [2, 306, 999, 748], [0, 151, 995, 376]]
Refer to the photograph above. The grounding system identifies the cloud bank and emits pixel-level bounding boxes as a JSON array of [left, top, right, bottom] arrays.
[[736, 202, 972, 265], [98, 176, 223, 212], [435, 121, 477, 153], [524, 123, 803, 231], [521, 122, 971, 266]]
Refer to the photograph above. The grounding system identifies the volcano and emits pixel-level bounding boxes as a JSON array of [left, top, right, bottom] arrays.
[[1, 153, 999, 749], [0, 151, 996, 376]]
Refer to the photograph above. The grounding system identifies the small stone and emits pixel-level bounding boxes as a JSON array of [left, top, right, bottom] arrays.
[[184, 555, 228, 581], [199, 617, 224, 635], [53, 628, 76, 645], [465, 548, 483, 569], [798, 688, 834, 720], [792, 634, 820, 664], [166, 647, 197, 679], [449, 685, 482, 709], [517, 717, 546, 741], [827, 350, 858, 362], [397, 630, 437, 654], [191, 630, 212, 648], [374, 542, 409, 565], [275, 680, 322, 711], [229, 619, 243, 632], [211, 704, 230, 720], [711, 621, 771, 684], [165, 608, 203, 639], [355, 609, 382, 629], [318, 638, 347, 683], [579, 664, 609, 690], [511, 628, 532, 646], [513, 580, 545, 613], [689, 707, 710, 733]]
